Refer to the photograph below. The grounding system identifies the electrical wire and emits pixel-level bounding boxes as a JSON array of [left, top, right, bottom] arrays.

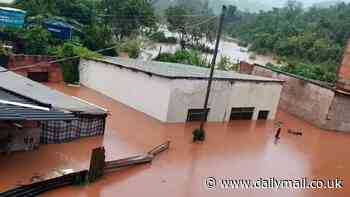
[[0, 16, 218, 73]]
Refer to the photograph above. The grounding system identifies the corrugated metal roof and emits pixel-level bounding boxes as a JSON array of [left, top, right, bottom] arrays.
[[0, 67, 107, 115], [89, 57, 284, 83], [0, 88, 77, 121], [0, 6, 26, 14]]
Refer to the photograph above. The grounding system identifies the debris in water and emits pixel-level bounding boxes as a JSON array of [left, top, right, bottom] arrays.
[[275, 127, 282, 139], [288, 129, 303, 136]]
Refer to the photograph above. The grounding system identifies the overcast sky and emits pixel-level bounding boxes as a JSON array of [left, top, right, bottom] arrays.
[[252, 0, 350, 7]]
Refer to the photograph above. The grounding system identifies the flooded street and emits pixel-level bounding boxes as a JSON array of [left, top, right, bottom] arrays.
[[0, 83, 349, 196], [141, 36, 278, 66]]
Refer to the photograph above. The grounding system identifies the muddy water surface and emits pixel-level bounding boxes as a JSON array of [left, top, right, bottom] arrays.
[[0, 83, 349, 197]]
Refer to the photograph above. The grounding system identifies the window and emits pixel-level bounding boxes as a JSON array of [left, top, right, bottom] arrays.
[[230, 107, 255, 120], [258, 111, 270, 120], [187, 109, 210, 122], [28, 72, 49, 82]]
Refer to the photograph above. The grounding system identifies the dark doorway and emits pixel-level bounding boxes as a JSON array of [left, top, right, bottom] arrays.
[[258, 110, 270, 120], [230, 107, 255, 120], [28, 72, 49, 82], [187, 108, 210, 122]]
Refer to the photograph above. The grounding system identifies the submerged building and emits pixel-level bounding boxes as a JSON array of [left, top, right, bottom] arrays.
[[79, 57, 283, 123], [0, 67, 107, 152]]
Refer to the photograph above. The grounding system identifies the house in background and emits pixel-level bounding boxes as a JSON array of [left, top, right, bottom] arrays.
[[80, 57, 284, 123], [0, 7, 26, 29], [0, 66, 108, 152]]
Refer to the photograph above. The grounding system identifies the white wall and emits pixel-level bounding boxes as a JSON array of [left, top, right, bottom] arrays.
[[80, 59, 282, 123], [227, 82, 282, 121], [167, 80, 282, 123], [80, 59, 172, 122]]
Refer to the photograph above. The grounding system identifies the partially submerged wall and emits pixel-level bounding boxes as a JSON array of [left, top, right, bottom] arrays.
[[0, 121, 40, 153], [239, 62, 337, 129], [162, 79, 282, 123], [80, 59, 172, 122], [324, 92, 350, 132], [252, 66, 335, 128], [7, 55, 63, 82]]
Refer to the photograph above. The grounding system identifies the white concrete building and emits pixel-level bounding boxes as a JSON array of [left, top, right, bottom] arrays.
[[80, 57, 284, 123]]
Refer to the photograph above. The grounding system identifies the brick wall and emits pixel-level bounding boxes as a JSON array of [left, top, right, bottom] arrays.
[[239, 63, 336, 129], [239, 61, 254, 74], [7, 55, 64, 83]]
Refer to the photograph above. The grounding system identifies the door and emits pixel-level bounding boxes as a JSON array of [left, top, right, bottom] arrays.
[[258, 110, 270, 120]]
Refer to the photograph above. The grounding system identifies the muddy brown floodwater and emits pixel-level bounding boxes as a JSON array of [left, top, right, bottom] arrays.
[[1, 83, 350, 197]]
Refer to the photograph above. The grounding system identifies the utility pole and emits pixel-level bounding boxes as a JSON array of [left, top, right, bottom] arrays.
[[200, 5, 226, 131]]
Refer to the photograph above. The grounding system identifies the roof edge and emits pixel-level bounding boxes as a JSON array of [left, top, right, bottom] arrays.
[[83, 58, 284, 84]]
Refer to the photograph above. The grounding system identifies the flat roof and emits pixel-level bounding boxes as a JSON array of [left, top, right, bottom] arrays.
[[88, 57, 284, 83], [0, 67, 107, 115]]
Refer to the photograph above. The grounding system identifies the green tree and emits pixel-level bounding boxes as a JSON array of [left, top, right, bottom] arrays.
[[49, 41, 102, 83], [21, 26, 52, 55], [101, 0, 157, 39]]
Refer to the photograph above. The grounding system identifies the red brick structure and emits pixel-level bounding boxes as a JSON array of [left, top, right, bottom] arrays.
[[239, 61, 254, 74], [337, 39, 350, 92], [7, 55, 63, 83]]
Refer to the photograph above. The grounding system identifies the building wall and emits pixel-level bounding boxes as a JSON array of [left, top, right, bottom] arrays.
[[245, 64, 336, 128], [80, 59, 282, 123], [324, 92, 350, 132], [79, 59, 172, 122], [167, 79, 282, 123], [0, 121, 40, 153], [7, 55, 63, 82]]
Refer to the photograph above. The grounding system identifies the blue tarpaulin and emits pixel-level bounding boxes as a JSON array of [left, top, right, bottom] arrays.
[[0, 7, 26, 28], [44, 19, 74, 40]]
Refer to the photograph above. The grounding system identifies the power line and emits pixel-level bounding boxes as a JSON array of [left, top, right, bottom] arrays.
[[0, 16, 218, 73], [0, 45, 120, 73]]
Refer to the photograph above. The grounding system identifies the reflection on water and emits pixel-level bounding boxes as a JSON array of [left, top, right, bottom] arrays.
[[0, 83, 349, 197]]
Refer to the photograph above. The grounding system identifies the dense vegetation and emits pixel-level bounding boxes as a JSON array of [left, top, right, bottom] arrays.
[[0, 0, 159, 82], [226, 0, 350, 82], [165, 0, 217, 50]]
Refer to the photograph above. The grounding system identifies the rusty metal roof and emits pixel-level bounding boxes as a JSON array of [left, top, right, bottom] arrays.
[[0, 87, 77, 121], [0, 67, 107, 115]]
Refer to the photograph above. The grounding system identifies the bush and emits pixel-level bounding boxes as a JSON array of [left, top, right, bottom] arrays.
[[49, 42, 102, 83], [192, 128, 206, 142], [21, 26, 52, 55], [118, 38, 142, 58], [187, 43, 214, 54], [217, 56, 234, 71], [150, 31, 177, 44], [155, 50, 209, 67], [272, 59, 338, 83]]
